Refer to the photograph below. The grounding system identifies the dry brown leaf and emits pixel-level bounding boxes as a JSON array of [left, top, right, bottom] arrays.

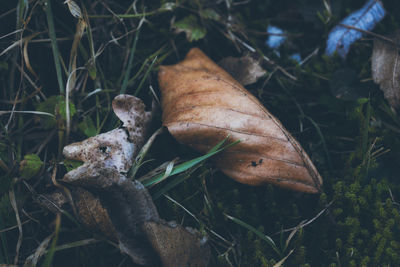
[[63, 162, 161, 265], [72, 188, 118, 241], [143, 221, 210, 267], [372, 34, 400, 109], [63, 161, 210, 266], [23, 33, 40, 78], [158, 48, 323, 193], [218, 55, 266, 86]]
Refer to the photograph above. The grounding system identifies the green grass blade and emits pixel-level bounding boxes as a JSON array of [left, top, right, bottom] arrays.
[[129, 127, 164, 179], [152, 167, 199, 200], [361, 98, 371, 157], [224, 213, 282, 257], [303, 115, 332, 171], [142, 137, 239, 187], [120, 28, 140, 94], [41, 214, 61, 267], [207, 135, 229, 153], [50, 238, 99, 253], [82, 4, 96, 80], [45, 0, 65, 94], [126, 44, 167, 86], [134, 56, 157, 96], [17, 0, 28, 28]]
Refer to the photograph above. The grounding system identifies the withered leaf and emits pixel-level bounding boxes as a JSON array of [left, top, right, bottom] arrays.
[[63, 95, 151, 175], [37, 189, 118, 241], [72, 188, 118, 241], [112, 94, 153, 145], [372, 34, 400, 109], [63, 161, 210, 266], [62, 94, 210, 266], [143, 221, 210, 267], [64, 162, 161, 266], [218, 55, 266, 86], [158, 48, 323, 193], [63, 128, 134, 174]]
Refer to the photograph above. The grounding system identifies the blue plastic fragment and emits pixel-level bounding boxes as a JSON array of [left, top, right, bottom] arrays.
[[325, 0, 386, 59], [266, 25, 286, 49], [289, 53, 302, 63]]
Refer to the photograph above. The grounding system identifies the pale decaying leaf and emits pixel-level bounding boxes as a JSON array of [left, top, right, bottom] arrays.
[[73, 188, 118, 241], [143, 221, 210, 267], [61, 95, 210, 266], [372, 34, 400, 109], [158, 48, 323, 193], [64, 162, 161, 265], [218, 55, 266, 86], [63, 128, 134, 174], [112, 94, 153, 146], [62, 161, 210, 266], [63, 94, 152, 175]]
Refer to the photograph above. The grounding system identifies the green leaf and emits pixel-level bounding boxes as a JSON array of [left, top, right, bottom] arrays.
[[174, 15, 206, 42], [36, 96, 58, 129], [19, 154, 43, 179], [78, 116, 97, 137], [129, 127, 164, 179], [58, 97, 76, 120], [64, 159, 83, 172], [41, 215, 61, 267], [36, 96, 76, 129], [200, 8, 220, 21], [45, 0, 65, 94]]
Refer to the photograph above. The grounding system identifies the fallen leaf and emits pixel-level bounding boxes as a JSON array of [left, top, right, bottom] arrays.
[[112, 94, 153, 146], [143, 221, 210, 267], [36, 189, 118, 242], [63, 128, 134, 174], [62, 95, 158, 265], [158, 48, 323, 193], [63, 161, 210, 266], [63, 95, 151, 174], [72, 187, 118, 241], [372, 34, 400, 109], [62, 94, 210, 266], [65, 162, 161, 265], [218, 55, 266, 86]]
